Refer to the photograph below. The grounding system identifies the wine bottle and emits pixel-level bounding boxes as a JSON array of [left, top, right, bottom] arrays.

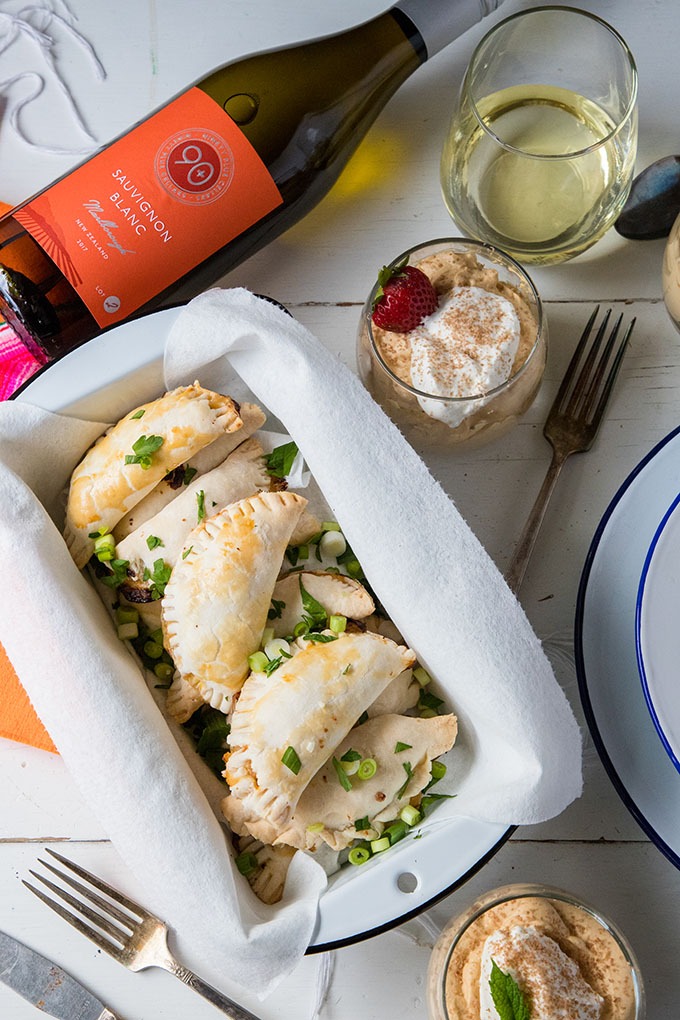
[[0, 0, 503, 365]]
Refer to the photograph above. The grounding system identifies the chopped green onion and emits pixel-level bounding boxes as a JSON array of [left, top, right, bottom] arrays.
[[332, 756, 353, 791], [370, 836, 390, 854], [130, 408, 145, 419], [431, 760, 447, 783], [413, 666, 432, 686], [260, 627, 275, 649], [115, 606, 139, 625], [143, 640, 163, 660], [117, 622, 138, 641], [400, 805, 421, 827], [329, 614, 347, 634], [293, 620, 308, 638], [321, 521, 341, 532], [394, 741, 412, 753], [264, 637, 291, 660], [418, 689, 444, 715], [248, 651, 269, 673], [154, 662, 174, 682], [182, 546, 193, 560], [357, 757, 377, 781], [93, 533, 116, 561], [319, 530, 347, 559], [281, 746, 301, 775], [235, 851, 260, 876], [397, 762, 414, 800], [306, 821, 325, 833], [149, 628, 163, 644], [348, 846, 371, 866], [196, 489, 206, 522], [305, 632, 338, 644], [344, 558, 363, 579], [340, 758, 360, 777], [383, 820, 409, 844], [421, 792, 455, 815]]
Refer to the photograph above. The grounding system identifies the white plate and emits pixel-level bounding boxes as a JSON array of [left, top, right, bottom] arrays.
[[16, 307, 512, 952], [576, 425, 680, 870], [636, 493, 680, 772]]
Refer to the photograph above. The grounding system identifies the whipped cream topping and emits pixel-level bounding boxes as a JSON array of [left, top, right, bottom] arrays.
[[408, 285, 521, 427], [480, 925, 604, 1020]]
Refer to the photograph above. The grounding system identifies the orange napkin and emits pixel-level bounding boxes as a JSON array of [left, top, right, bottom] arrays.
[[0, 197, 56, 753]]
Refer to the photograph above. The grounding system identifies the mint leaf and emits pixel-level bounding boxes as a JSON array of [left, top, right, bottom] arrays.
[[265, 441, 298, 478], [489, 960, 531, 1020]]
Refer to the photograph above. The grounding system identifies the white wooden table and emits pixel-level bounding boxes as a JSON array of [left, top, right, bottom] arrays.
[[1, 0, 679, 1016]]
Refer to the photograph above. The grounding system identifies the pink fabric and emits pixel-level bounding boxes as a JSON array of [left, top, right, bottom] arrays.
[[0, 321, 42, 399]]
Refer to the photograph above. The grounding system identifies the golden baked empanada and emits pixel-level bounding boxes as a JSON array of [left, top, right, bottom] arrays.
[[162, 490, 308, 713], [116, 437, 270, 591], [273, 713, 457, 851], [65, 384, 242, 568], [222, 631, 415, 836], [113, 402, 266, 541]]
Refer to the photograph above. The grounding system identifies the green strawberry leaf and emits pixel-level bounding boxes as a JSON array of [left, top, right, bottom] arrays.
[[489, 960, 531, 1020]]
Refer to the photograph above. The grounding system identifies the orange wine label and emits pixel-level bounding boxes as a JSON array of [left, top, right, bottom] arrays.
[[15, 88, 283, 327]]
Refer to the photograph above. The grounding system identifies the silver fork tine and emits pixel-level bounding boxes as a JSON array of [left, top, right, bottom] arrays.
[[506, 307, 635, 595], [22, 877, 124, 959], [590, 317, 636, 424], [25, 850, 266, 1020], [45, 847, 146, 919], [26, 863, 132, 940]]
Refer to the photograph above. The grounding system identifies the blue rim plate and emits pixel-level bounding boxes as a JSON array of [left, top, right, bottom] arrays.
[[16, 307, 513, 952], [576, 424, 680, 870], [635, 492, 680, 774]]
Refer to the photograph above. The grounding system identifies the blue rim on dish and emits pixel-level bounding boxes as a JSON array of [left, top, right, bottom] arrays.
[[575, 423, 680, 872], [634, 490, 680, 776]]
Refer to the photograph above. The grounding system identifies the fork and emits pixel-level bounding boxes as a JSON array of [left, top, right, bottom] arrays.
[[505, 306, 636, 595], [24, 848, 263, 1020]]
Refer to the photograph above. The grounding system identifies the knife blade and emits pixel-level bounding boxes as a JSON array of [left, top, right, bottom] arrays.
[[0, 929, 120, 1020]]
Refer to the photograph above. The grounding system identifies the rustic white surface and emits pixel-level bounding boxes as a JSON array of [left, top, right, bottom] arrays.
[[1, 0, 679, 1017]]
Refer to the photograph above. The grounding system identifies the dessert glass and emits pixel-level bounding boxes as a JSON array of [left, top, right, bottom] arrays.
[[356, 238, 546, 449], [426, 883, 645, 1020]]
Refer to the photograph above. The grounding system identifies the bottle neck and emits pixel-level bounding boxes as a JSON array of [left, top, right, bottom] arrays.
[[394, 0, 505, 59]]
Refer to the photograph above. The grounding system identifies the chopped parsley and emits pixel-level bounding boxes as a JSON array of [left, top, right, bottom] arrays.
[[146, 535, 163, 551], [268, 598, 286, 620], [124, 434, 164, 470], [183, 465, 197, 485], [354, 816, 371, 831], [143, 558, 172, 600], [100, 558, 130, 588]]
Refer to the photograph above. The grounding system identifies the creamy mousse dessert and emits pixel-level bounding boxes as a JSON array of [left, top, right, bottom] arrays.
[[357, 240, 546, 447], [426, 885, 643, 1020]]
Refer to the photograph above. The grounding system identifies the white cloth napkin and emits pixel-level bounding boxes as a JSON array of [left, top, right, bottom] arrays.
[[0, 288, 581, 995]]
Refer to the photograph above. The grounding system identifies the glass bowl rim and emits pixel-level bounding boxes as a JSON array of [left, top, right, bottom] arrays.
[[435, 881, 645, 1020], [463, 5, 639, 162], [363, 237, 545, 405]]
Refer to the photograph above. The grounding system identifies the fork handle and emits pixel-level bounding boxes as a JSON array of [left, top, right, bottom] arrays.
[[168, 961, 264, 1020], [505, 448, 568, 595]]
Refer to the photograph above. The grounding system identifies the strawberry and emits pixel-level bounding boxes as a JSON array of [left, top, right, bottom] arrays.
[[371, 258, 438, 332]]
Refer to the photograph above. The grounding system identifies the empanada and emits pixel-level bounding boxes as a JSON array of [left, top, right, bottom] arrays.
[[269, 571, 375, 638], [113, 402, 266, 541], [273, 713, 457, 851], [162, 490, 308, 713], [116, 437, 271, 593], [65, 384, 242, 568], [222, 631, 415, 836]]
